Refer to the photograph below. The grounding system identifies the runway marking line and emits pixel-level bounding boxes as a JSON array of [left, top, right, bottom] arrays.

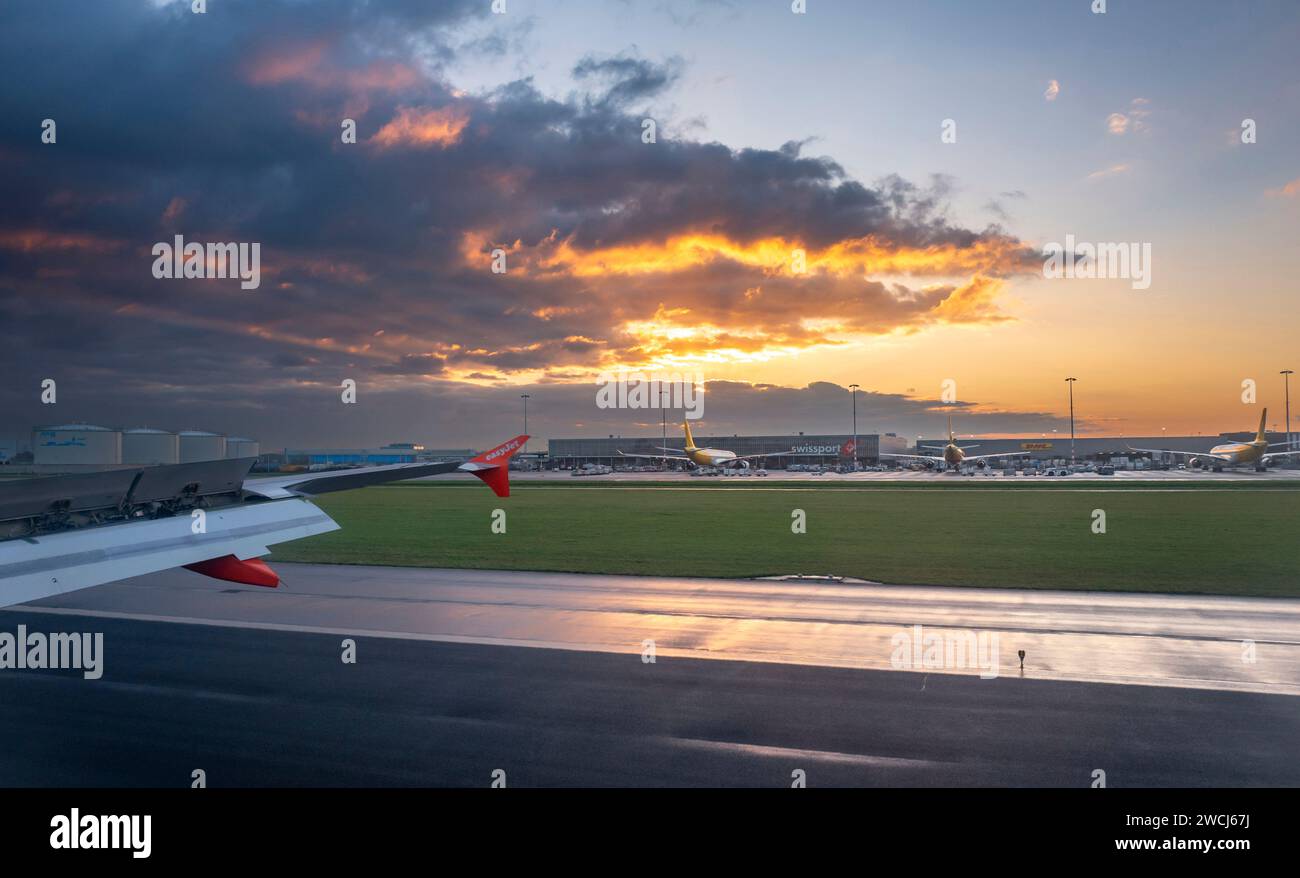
[[505, 485, 1300, 494], [662, 736, 954, 769]]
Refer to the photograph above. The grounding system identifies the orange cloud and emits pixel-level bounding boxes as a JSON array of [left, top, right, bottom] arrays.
[[161, 196, 187, 224], [1087, 163, 1131, 180], [461, 231, 1029, 279], [370, 106, 470, 149], [930, 275, 1013, 324], [1107, 98, 1151, 135], [0, 228, 123, 253], [1266, 177, 1300, 198], [245, 41, 420, 93], [450, 225, 1029, 371], [245, 41, 329, 85]]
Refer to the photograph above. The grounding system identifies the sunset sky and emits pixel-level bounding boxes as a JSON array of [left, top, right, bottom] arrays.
[[1, 0, 1297, 448]]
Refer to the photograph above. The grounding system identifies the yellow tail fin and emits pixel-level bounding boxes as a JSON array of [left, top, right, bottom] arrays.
[[683, 421, 697, 450], [1257, 408, 1268, 443]]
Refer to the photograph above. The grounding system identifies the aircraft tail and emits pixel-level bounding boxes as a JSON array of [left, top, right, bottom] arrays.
[[1257, 408, 1268, 444], [458, 435, 529, 497], [683, 421, 698, 451]]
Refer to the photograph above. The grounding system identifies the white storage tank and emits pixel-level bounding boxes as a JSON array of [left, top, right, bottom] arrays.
[[177, 429, 227, 463], [122, 428, 180, 466], [32, 424, 122, 465], [225, 437, 260, 459]]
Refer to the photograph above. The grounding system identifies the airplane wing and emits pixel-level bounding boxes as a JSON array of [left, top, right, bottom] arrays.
[[617, 450, 691, 461], [247, 435, 528, 498], [707, 450, 847, 462], [879, 452, 947, 464], [1127, 446, 1233, 461], [0, 496, 338, 607], [0, 435, 527, 608], [1262, 449, 1300, 462], [961, 451, 1031, 461], [246, 460, 466, 498]]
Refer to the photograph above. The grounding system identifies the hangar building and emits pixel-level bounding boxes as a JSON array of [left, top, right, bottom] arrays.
[[913, 432, 1293, 463], [548, 432, 909, 468]]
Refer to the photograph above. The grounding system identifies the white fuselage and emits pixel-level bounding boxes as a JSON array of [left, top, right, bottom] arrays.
[[690, 448, 737, 467], [1203, 440, 1267, 466]]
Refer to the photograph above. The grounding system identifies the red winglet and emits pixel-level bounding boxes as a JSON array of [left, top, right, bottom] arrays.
[[463, 435, 529, 498], [184, 555, 280, 588]]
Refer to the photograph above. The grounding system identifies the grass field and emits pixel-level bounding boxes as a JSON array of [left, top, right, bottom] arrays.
[[268, 481, 1300, 597]]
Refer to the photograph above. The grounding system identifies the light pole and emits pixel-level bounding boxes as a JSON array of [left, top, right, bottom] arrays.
[[849, 384, 859, 471], [1065, 377, 1077, 464], [661, 386, 668, 471], [520, 393, 530, 455], [1282, 370, 1294, 453]]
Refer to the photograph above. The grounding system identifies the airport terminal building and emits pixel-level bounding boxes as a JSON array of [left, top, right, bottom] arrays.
[[914, 432, 1295, 463], [548, 428, 1297, 469], [549, 432, 910, 468]]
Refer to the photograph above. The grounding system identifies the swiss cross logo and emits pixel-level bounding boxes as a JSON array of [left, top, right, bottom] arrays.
[[841, 439, 856, 456]]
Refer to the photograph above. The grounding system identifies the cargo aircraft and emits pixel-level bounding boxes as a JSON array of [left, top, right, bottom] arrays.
[[879, 416, 1029, 471], [1129, 409, 1300, 471], [619, 422, 781, 470], [0, 435, 527, 608]]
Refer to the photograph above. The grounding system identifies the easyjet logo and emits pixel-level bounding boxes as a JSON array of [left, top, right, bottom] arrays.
[[482, 439, 522, 460]]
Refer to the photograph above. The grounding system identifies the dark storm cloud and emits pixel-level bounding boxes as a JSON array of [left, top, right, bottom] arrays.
[[0, 0, 1043, 446], [572, 53, 684, 106], [0, 373, 1072, 452]]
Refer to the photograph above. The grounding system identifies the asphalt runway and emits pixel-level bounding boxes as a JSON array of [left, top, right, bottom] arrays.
[[507, 468, 1300, 483], [2, 565, 1298, 786], [15, 564, 1300, 694], [0, 611, 1297, 787]]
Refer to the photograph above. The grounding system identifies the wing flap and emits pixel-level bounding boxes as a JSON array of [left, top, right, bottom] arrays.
[[1127, 447, 1233, 461], [618, 451, 691, 461], [0, 498, 337, 607], [879, 453, 945, 463]]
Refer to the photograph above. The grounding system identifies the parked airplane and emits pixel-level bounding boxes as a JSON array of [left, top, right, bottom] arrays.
[[619, 422, 776, 469], [879, 416, 1029, 471], [1129, 409, 1299, 471], [0, 435, 528, 608]]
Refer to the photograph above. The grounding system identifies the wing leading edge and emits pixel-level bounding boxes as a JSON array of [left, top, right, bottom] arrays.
[[245, 435, 529, 499], [0, 434, 529, 607]]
